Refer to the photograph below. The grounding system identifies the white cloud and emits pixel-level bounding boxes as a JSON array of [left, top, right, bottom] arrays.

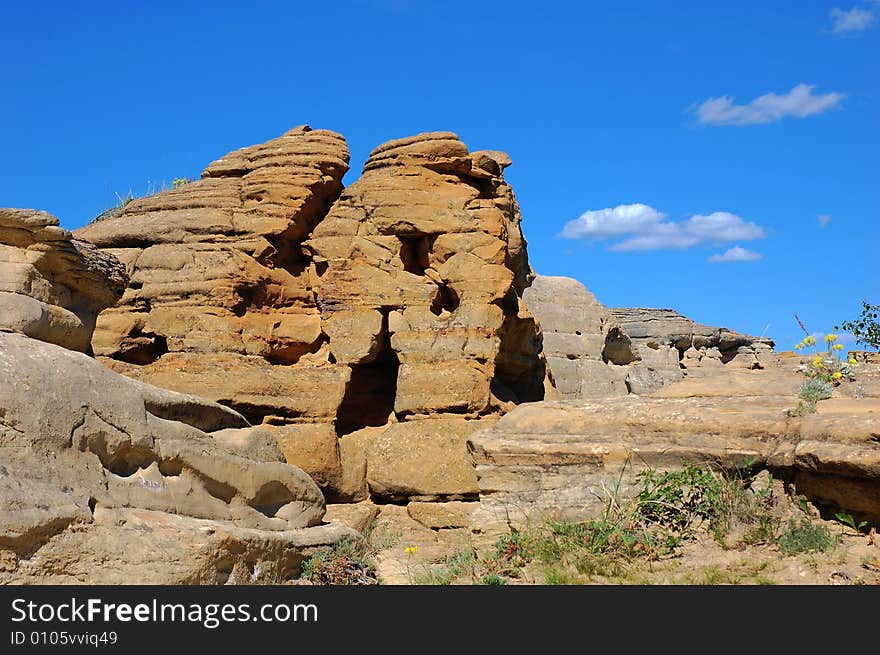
[[684, 212, 765, 241], [830, 7, 876, 34], [693, 84, 844, 126], [818, 214, 832, 227], [558, 203, 665, 239], [707, 246, 763, 263], [559, 203, 766, 253], [611, 223, 701, 251]]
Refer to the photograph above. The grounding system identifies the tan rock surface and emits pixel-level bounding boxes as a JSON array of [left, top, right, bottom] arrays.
[[363, 417, 493, 501], [523, 275, 637, 398], [78, 128, 551, 501], [3, 507, 355, 585], [610, 306, 777, 393], [323, 502, 380, 534], [0, 208, 127, 352], [469, 365, 880, 531], [0, 331, 358, 583]]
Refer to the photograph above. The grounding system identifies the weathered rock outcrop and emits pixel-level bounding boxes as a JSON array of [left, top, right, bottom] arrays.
[[0, 208, 128, 352], [469, 362, 880, 532], [523, 275, 776, 397], [523, 275, 637, 398], [610, 307, 777, 393], [77, 128, 550, 503], [0, 207, 358, 583], [0, 330, 357, 583]]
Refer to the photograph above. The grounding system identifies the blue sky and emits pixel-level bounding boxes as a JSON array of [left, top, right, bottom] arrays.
[[1, 0, 877, 351]]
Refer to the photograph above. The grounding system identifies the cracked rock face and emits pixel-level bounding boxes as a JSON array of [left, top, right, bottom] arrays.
[[0, 208, 128, 352], [76, 128, 551, 502]]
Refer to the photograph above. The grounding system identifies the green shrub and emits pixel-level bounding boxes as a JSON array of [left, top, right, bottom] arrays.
[[798, 378, 834, 403], [776, 518, 838, 555], [837, 300, 880, 350]]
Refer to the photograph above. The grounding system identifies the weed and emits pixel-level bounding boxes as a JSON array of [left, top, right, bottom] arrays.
[[834, 512, 868, 535], [482, 530, 533, 579], [787, 400, 818, 417], [300, 538, 380, 585], [776, 517, 839, 555], [633, 464, 721, 538], [792, 321, 856, 386], [410, 549, 476, 585], [365, 519, 401, 551], [799, 378, 834, 403], [700, 566, 741, 585]]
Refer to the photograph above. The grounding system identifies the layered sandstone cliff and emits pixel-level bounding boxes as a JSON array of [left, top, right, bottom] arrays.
[[75, 128, 550, 503], [0, 208, 355, 584]]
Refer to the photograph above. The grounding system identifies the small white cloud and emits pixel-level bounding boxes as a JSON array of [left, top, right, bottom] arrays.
[[693, 84, 844, 126], [558, 203, 665, 239], [560, 204, 766, 253], [830, 7, 876, 34], [707, 246, 763, 263], [818, 214, 832, 227], [684, 212, 766, 241]]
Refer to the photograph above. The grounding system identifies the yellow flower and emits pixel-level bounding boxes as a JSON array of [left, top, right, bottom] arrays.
[[832, 343, 844, 351], [825, 334, 838, 343], [832, 372, 842, 381], [404, 546, 419, 556], [794, 342, 804, 350], [848, 357, 857, 365], [804, 336, 816, 346]]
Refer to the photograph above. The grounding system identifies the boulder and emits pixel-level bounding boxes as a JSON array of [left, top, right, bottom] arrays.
[[4, 507, 354, 584], [0, 331, 357, 583], [0, 208, 127, 352], [523, 273, 778, 399]]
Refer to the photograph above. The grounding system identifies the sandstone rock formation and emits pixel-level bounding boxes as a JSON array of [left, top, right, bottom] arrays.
[[76, 128, 550, 503], [523, 275, 637, 398], [469, 361, 880, 532], [0, 208, 357, 583], [523, 274, 776, 397], [0, 330, 359, 583], [0, 208, 127, 352], [610, 306, 777, 393]]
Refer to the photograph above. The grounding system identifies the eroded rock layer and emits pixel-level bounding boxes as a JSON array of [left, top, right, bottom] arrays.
[[0, 208, 128, 352], [469, 363, 880, 532], [610, 306, 777, 393], [523, 275, 776, 397], [76, 128, 549, 502]]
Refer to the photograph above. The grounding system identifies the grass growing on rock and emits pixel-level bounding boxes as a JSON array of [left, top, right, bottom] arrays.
[[299, 463, 873, 585], [396, 461, 866, 585]]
